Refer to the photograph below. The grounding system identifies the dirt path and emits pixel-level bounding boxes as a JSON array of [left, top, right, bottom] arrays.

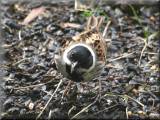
[[0, 1, 159, 119]]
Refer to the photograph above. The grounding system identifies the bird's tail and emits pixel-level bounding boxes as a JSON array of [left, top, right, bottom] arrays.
[[86, 16, 105, 31]]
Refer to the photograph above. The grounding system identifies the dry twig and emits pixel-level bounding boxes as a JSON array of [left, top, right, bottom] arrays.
[[36, 79, 63, 119], [108, 52, 135, 62], [71, 100, 97, 119]]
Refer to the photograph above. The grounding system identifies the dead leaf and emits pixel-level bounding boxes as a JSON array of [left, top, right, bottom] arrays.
[[22, 6, 46, 25]]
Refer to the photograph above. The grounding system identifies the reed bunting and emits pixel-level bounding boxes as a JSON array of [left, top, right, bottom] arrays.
[[55, 16, 108, 83]]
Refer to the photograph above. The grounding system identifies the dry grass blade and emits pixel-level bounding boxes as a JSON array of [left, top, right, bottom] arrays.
[[0, 64, 9, 69], [60, 22, 83, 29], [68, 106, 76, 117], [138, 37, 147, 66], [36, 79, 63, 120], [12, 58, 31, 66], [71, 100, 97, 119], [103, 93, 144, 107], [103, 20, 111, 37], [108, 52, 135, 62], [125, 95, 144, 107], [126, 106, 129, 119], [14, 83, 44, 90], [92, 104, 118, 115], [18, 30, 22, 41], [13, 79, 55, 90], [138, 32, 158, 66]]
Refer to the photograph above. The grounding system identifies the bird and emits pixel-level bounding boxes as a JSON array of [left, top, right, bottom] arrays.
[[54, 16, 108, 83]]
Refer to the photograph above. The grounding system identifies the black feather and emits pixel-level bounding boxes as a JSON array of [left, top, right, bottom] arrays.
[[66, 64, 84, 82], [67, 46, 93, 69]]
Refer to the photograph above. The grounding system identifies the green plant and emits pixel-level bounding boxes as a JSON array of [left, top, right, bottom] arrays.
[[80, 10, 93, 17], [80, 7, 109, 22], [129, 5, 150, 38]]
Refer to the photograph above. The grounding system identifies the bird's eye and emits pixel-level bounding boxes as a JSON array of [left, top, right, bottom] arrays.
[[69, 51, 79, 61], [71, 52, 76, 58]]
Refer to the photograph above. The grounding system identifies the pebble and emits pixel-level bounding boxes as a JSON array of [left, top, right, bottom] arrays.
[[150, 85, 159, 92], [20, 108, 27, 115], [149, 112, 160, 119], [42, 95, 50, 101], [4, 20, 21, 30], [69, 14, 75, 22], [56, 30, 63, 36], [7, 107, 20, 114], [24, 99, 31, 107], [28, 102, 34, 110], [3, 97, 14, 110], [115, 8, 123, 17]]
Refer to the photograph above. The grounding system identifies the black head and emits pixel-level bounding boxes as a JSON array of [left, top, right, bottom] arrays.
[[64, 45, 94, 82], [67, 45, 93, 69], [62, 44, 96, 82]]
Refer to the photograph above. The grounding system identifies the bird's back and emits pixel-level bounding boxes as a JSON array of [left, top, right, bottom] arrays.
[[55, 16, 108, 81], [63, 16, 107, 62]]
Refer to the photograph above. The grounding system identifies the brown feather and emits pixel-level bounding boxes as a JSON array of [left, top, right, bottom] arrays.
[[55, 16, 108, 81], [62, 16, 107, 62]]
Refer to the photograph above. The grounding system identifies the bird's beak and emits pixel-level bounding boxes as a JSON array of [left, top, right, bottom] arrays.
[[71, 62, 78, 73]]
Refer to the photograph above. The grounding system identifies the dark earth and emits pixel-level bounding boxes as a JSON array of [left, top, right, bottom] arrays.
[[0, 0, 159, 119]]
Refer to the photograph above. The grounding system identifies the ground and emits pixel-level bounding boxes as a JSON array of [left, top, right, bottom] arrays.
[[0, 1, 159, 119]]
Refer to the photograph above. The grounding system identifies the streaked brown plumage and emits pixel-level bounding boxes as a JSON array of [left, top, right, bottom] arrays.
[[55, 16, 107, 82]]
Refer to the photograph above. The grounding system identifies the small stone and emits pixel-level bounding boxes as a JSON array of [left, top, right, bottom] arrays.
[[3, 97, 13, 110], [127, 111, 132, 116], [41, 85, 47, 91], [7, 107, 20, 114], [48, 40, 59, 52], [69, 14, 75, 22], [115, 8, 123, 17], [5, 20, 21, 29], [149, 112, 160, 119], [137, 110, 146, 115], [150, 85, 159, 92], [46, 24, 57, 32], [28, 102, 34, 110], [9, 73, 15, 79], [127, 63, 139, 74], [104, 6, 111, 12], [20, 108, 27, 115], [106, 99, 112, 105], [148, 77, 156, 84], [24, 99, 31, 107], [69, 29, 76, 36], [56, 30, 63, 36], [43, 95, 50, 101]]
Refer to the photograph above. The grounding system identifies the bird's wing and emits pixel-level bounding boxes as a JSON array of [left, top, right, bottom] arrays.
[[72, 16, 107, 63]]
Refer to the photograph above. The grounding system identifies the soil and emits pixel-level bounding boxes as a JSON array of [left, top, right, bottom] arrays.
[[0, 1, 159, 119]]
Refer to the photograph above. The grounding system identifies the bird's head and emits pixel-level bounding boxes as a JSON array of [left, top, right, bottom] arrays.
[[63, 43, 96, 75]]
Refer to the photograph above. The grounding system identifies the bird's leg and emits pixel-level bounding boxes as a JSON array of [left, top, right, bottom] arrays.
[[61, 80, 73, 99]]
